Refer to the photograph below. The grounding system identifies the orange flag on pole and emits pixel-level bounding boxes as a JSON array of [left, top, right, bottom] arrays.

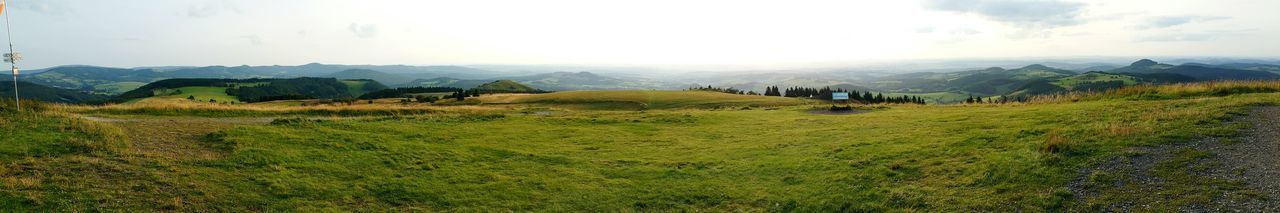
[[1, 0, 6, 16]]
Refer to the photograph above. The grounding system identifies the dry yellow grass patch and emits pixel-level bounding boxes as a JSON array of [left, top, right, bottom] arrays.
[[1030, 80, 1280, 104]]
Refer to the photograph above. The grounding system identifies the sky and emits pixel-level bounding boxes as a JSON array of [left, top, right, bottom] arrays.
[[5, 0, 1279, 69]]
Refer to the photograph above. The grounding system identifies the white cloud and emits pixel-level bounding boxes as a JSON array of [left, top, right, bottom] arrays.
[[8, 0, 75, 17], [348, 23, 378, 39], [187, 0, 243, 18], [1136, 15, 1230, 29], [922, 0, 1087, 29]]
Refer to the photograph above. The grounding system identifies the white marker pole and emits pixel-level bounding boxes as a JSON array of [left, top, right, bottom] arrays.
[[4, 0, 17, 111]]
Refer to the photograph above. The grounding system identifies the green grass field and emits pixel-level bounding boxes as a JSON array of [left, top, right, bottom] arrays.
[[341, 80, 373, 97], [3, 82, 1280, 211], [92, 82, 148, 95], [150, 86, 240, 103]]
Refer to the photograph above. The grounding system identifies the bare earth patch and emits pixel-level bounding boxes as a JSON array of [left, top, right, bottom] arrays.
[[1069, 106, 1280, 211]]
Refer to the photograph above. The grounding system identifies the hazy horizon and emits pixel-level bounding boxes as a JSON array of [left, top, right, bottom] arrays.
[[6, 0, 1280, 69]]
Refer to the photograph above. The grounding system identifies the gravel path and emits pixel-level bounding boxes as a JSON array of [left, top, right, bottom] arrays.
[[1202, 106, 1280, 210], [1069, 106, 1280, 211]]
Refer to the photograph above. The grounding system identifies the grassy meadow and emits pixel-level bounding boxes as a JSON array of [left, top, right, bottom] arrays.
[[2, 83, 1279, 211], [136, 86, 240, 104], [467, 90, 816, 110]]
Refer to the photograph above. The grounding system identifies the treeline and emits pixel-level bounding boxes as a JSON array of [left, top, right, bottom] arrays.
[[764, 86, 925, 104], [227, 78, 353, 102], [965, 95, 1027, 104], [359, 87, 463, 99], [686, 85, 761, 95]]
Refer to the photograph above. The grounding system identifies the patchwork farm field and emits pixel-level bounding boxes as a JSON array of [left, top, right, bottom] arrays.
[[3, 83, 1280, 211]]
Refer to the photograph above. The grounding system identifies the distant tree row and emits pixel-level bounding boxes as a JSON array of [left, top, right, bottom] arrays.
[[964, 95, 1027, 104], [401, 95, 441, 103], [768, 86, 925, 104], [359, 87, 463, 99], [687, 85, 760, 95]]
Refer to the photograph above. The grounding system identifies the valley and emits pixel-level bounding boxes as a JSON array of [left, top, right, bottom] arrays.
[[5, 1, 1278, 211], [9, 59, 1276, 105]]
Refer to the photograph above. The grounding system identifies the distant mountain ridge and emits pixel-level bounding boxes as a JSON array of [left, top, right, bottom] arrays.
[[326, 69, 413, 85], [12, 63, 517, 95], [397, 71, 679, 91], [7, 59, 1280, 104], [857, 59, 1279, 100], [1108, 59, 1280, 81]]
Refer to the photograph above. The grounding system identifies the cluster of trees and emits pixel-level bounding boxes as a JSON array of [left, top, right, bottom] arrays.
[[393, 89, 471, 104], [962, 94, 1029, 104], [359, 87, 462, 99], [362, 86, 545, 104], [964, 95, 1027, 104], [687, 85, 761, 95], [762, 86, 783, 96], [402, 95, 441, 103], [447, 89, 471, 101], [185, 95, 241, 104], [768, 86, 926, 104]]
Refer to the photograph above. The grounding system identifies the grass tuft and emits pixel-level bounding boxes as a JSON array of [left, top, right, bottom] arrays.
[[1041, 132, 1072, 154]]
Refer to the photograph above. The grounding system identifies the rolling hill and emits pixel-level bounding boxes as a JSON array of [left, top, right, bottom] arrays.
[[0, 81, 110, 104], [116, 78, 363, 103], [340, 79, 390, 97], [473, 80, 543, 93], [326, 69, 412, 85], [864, 64, 1077, 96], [20, 66, 166, 94]]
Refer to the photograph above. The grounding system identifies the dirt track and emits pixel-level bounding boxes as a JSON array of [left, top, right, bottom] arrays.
[[86, 116, 273, 161]]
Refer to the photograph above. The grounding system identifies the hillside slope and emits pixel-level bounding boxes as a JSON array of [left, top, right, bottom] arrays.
[[0, 81, 110, 104], [474, 80, 543, 93], [116, 78, 359, 103], [20, 66, 165, 94]]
